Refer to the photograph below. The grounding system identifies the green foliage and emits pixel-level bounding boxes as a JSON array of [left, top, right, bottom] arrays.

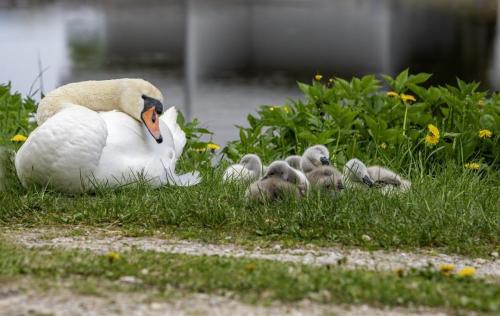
[[224, 70, 500, 171], [176, 111, 217, 171], [0, 83, 37, 147]]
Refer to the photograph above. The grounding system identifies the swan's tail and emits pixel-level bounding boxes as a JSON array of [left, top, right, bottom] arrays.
[[165, 169, 202, 186]]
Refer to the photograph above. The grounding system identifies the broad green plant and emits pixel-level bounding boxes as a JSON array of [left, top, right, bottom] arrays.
[[224, 70, 500, 172]]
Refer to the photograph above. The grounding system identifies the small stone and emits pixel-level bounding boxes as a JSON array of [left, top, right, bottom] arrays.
[[150, 303, 163, 310], [140, 268, 149, 275], [361, 235, 371, 242], [273, 244, 282, 251], [491, 251, 499, 258], [119, 276, 142, 284]]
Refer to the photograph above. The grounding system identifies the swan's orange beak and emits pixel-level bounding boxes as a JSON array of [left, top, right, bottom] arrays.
[[141, 107, 163, 143]]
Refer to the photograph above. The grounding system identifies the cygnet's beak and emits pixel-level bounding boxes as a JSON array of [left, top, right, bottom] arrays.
[[362, 175, 374, 187], [320, 157, 330, 165], [141, 107, 163, 144]]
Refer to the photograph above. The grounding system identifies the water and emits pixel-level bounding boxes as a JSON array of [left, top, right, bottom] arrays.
[[0, 0, 497, 145]]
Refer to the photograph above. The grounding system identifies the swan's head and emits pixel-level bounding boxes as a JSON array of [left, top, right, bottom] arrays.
[[263, 161, 300, 184], [240, 154, 262, 175], [301, 145, 330, 173], [119, 79, 165, 143], [343, 158, 374, 187]]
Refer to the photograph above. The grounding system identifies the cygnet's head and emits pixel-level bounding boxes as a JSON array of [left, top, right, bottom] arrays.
[[119, 79, 165, 144], [240, 154, 262, 175], [301, 145, 330, 173], [285, 155, 302, 170], [263, 161, 300, 184], [343, 158, 374, 187]]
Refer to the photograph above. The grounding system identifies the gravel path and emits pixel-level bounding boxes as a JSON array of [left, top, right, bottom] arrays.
[[6, 227, 500, 278], [0, 282, 446, 316]]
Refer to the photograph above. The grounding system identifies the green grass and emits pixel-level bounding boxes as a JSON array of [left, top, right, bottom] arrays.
[[1, 160, 498, 257], [1, 239, 499, 313]]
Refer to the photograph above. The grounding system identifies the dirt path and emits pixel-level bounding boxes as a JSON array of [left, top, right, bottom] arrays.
[[5, 227, 500, 278], [0, 281, 446, 316]]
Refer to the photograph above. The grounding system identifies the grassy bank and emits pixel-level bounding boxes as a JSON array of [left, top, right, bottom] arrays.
[[1, 161, 498, 257]]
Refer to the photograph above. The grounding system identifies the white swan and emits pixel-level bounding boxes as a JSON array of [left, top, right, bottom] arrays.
[[15, 78, 200, 192], [222, 154, 262, 182]]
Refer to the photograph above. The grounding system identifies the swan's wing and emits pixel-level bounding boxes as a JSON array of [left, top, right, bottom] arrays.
[[96, 111, 200, 188], [160, 107, 186, 160], [163, 168, 201, 186], [15, 105, 107, 192], [222, 164, 251, 182]]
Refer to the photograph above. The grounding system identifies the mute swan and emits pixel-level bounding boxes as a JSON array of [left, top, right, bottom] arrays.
[[367, 165, 412, 194], [246, 161, 305, 201], [283, 154, 310, 191], [285, 155, 302, 170], [222, 154, 262, 182], [342, 158, 374, 189], [15, 79, 200, 193], [300, 145, 343, 192], [300, 145, 330, 173], [272, 158, 310, 193], [307, 166, 344, 191]]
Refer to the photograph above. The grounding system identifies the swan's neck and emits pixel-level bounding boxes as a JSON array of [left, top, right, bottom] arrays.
[[37, 80, 123, 125]]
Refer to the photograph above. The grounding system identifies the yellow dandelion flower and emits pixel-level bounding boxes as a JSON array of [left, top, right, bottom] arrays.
[[394, 267, 405, 277], [425, 135, 439, 145], [282, 106, 290, 113], [479, 129, 492, 139], [386, 91, 399, 98], [478, 100, 485, 107], [207, 143, 220, 151], [464, 162, 480, 171], [400, 93, 416, 103], [314, 74, 323, 81], [11, 134, 27, 142], [106, 251, 120, 263], [244, 263, 257, 272], [427, 124, 440, 138], [457, 267, 475, 278], [439, 264, 455, 275], [379, 143, 387, 149]]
